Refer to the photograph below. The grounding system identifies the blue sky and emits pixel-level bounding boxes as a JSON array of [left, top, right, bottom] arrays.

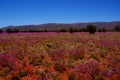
[[0, 0, 120, 27]]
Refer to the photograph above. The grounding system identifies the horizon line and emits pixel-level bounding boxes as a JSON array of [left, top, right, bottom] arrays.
[[1, 20, 120, 28]]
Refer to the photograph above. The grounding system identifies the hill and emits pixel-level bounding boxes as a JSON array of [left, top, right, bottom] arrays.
[[2, 21, 120, 31]]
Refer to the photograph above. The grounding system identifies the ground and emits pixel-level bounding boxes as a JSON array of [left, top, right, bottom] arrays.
[[0, 32, 120, 80]]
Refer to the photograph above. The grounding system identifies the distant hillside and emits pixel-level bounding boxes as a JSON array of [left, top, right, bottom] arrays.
[[2, 21, 120, 31]]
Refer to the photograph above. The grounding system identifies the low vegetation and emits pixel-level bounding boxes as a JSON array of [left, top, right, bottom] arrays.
[[0, 25, 119, 34], [0, 32, 120, 80]]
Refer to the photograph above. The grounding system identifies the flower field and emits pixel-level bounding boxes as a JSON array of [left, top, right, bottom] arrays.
[[0, 32, 120, 80]]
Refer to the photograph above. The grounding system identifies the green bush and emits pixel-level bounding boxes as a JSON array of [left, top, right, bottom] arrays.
[[86, 25, 97, 34], [69, 27, 74, 33], [0, 29, 3, 33], [114, 25, 120, 32]]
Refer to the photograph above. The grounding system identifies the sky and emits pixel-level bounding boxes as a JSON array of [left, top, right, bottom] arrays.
[[0, 0, 120, 27]]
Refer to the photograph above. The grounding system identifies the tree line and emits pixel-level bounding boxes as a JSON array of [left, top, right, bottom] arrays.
[[0, 25, 120, 34]]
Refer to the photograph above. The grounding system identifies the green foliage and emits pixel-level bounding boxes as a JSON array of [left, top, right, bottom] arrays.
[[6, 28, 12, 33], [28, 30, 38, 32], [98, 27, 106, 33], [69, 27, 74, 33], [114, 25, 120, 32], [28, 29, 48, 32], [0, 29, 3, 33], [86, 24, 97, 34], [6, 28, 20, 33], [14, 28, 19, 33], [102, 27, 106, 33], [80, 27, 87, 32], [59, 28, 67, 32], [74, 28, 79, 32], [43, 29, 48, 32], [98, 29, 102, 32]]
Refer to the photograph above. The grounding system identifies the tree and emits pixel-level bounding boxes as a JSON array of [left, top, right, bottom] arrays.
[[86, 25, 97, 34], [0, 29, 3, 33], [98, 29, 102, 32], [59, 29, 66, 32], [6, 28, 12, 33], [74, 28, 79, 32], [14, 28, 19, 33], [55, 29, 60, 34], [43, 29, 48, 32], [69, 27, 74, 33], [114, 25, 120, 32], [102, 27, 106, 33], [80, 28, 87, 32]]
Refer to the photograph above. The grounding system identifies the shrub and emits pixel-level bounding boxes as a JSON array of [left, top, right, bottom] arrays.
[[98, 29, 102, 32], [14, 28, 20, 33], [6, 28, 12, 33], [102, 27, 106, 33], [86, 24, 97, 34], [59, 29, 67, 32], [0, 29, 3, 33], [114, 25, 120, 32], [74, 28, 79, 32], [43, 29, 48, 32], [69, 27, 74, 33]]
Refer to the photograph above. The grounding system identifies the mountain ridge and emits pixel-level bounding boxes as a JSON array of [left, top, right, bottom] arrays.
[[2, 21, 120, 31]]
